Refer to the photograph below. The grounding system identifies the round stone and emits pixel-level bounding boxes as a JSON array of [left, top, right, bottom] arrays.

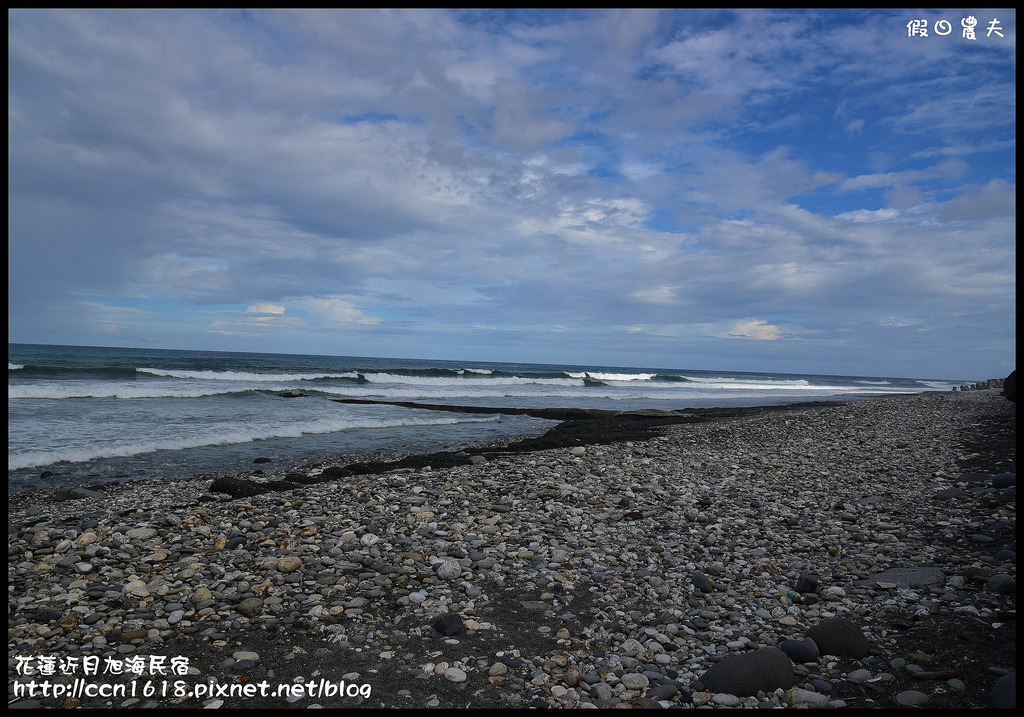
[[690, 571, 714, 593], [789, 688, 830, 708], [645, 683, 679, 701], [794, 574, 819, 594], [444, 667, 467, 682], [847, 669, 870, 683], [895, 690, 929, 706], [986, 574, 1015, 594], [433, 613, 464, 636], [278, 556, 302, 573], [434, 558, 462, 580], [236, 598, 264, 617], [620, 673, 649, 690], [123, 580, 150, 597]]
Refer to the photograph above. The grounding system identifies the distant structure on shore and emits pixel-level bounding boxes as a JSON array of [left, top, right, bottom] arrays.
[[953, 370, 1015, 404], [954, 377, 1008, 392]]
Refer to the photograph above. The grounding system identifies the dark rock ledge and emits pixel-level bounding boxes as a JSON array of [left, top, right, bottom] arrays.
[[206, 399, 844, 499]]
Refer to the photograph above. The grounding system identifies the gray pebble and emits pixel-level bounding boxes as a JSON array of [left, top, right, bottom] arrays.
[[6, 390, 1012, 710], [895, 690, 929, 706]]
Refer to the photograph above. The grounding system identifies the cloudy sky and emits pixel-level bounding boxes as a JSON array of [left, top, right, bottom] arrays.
[[8, 9, 1016, 379]]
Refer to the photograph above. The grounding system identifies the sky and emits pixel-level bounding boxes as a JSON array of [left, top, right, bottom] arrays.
[[7, 9, 1016, 380]]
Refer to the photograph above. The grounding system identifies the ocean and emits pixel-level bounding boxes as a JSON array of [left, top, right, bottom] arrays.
[[8, 343, 967, 493]]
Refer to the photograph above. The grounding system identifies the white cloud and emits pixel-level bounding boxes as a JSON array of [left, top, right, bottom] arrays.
[[940, 179, 1016, 222], [6, 9, 1015, 378], [247, 303, 286, 315], [620, 159, 662, 182], [301, 296, 381, 325], [727, 319, 781, 341], [631, 285, 679, 305], [207, 304, 304, 336], [839, 159, 969, 192], [517, 197, 652, 246], [141, 255, 233, 301], [568, 198, 651, 227], [835, 208, 900, 223], [880, 317, 911, 327]]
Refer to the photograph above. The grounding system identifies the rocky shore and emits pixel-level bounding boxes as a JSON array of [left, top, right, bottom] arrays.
[[8, 389, 1015, 710]]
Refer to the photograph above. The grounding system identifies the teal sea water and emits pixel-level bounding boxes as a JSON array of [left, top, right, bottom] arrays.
[[8, 343, 967, 492]]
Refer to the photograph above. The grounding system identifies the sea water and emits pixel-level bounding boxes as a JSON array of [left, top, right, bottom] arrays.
[[8, 343, 966, 492]]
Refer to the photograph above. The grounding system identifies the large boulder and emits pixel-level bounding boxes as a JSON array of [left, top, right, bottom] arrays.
[[1004, 370, 1016, 402], [992, 672, 1015, 708], [779, 638, 819, 663], [690, 571, 714, 593], [805, 617, 869, 658], [700, 647, 794, 697], [432, 613, 464, 636], [854, 566, 945, 589]]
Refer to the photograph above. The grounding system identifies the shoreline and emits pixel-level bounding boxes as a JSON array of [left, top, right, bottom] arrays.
[[14, 397, 861, 502], [9, 390, 1015, 709]]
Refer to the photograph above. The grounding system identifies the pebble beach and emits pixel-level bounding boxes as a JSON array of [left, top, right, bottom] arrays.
[[8, 389, 1016, 710]]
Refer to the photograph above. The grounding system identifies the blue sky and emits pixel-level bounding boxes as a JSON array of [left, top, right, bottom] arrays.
[[8, 9, 1016, 379]]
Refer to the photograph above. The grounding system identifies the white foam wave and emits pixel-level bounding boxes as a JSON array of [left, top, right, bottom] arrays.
[[8, 413, 501, 470], [10, 374, 924, 402], [678, 376, 827, 390], [359, 372, 583, 387], [317, 379, 887, 402], [9, 363, 24, 370], [921, 378, 958, 389], [591, 372, 657, 382], [136, 367, 360, 381], [8, 384, 251, 400], [566, 372, 657, 382]]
